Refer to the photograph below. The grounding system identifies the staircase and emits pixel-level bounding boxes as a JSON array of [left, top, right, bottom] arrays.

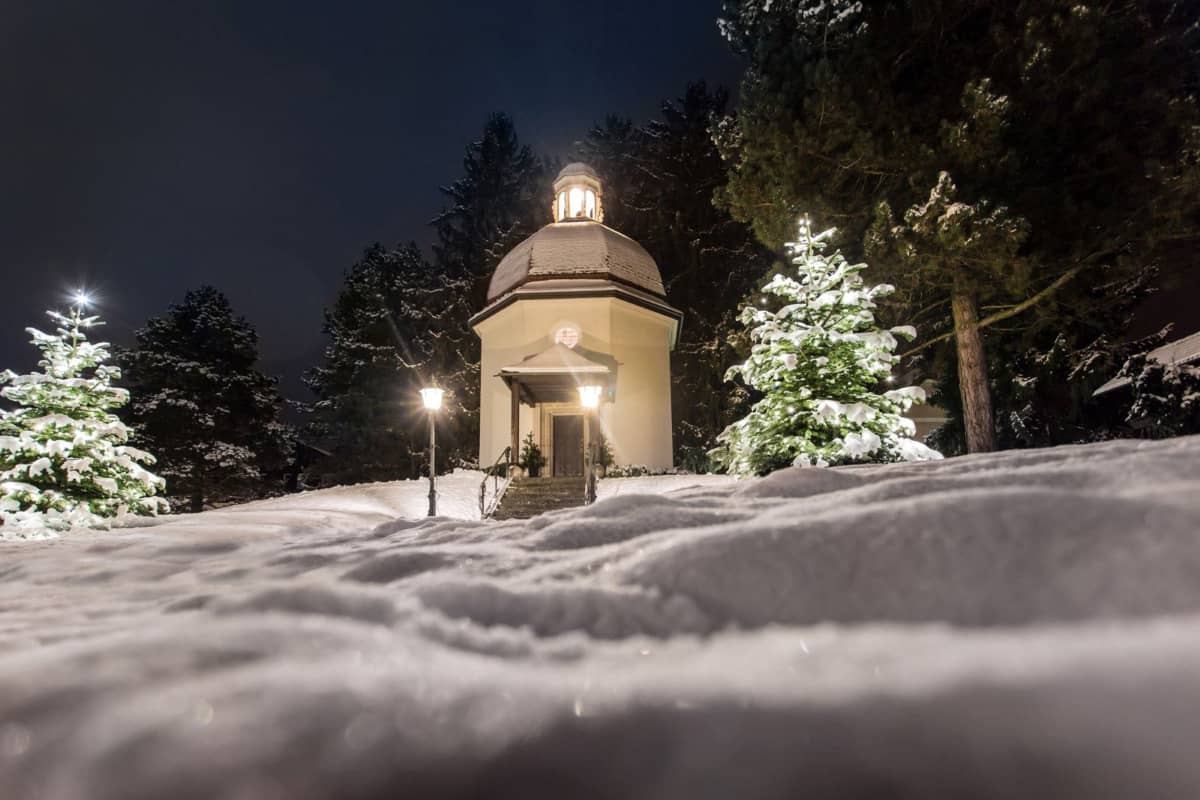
[[492, 476, 586, 520]]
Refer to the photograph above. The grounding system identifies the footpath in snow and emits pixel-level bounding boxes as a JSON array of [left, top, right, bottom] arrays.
[[1, 436, 1200, 798]]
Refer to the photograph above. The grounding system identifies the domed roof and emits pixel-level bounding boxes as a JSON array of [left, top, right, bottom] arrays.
[[486, 221, 666, 301], [556, 162, 599, 182]]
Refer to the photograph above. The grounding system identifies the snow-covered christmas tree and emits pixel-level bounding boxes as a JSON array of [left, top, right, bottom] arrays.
[[712, 217, 943, 475], [0, 299, 167, 538]]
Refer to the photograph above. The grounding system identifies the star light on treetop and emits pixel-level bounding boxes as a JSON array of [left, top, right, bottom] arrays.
[[72, 290, 93, 308]]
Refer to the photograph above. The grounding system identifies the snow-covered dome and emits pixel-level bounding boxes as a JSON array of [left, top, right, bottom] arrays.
[[487, 220, 665, 300], [556, 162, 599, 182], [486, 163, 666, 301]]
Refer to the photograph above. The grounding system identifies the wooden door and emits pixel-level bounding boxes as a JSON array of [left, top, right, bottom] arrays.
[[552, 415, 583, 476]]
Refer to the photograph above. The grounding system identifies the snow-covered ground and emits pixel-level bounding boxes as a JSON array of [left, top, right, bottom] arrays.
[[2, 436, 1200, 798], [596, 471, 737, 499]]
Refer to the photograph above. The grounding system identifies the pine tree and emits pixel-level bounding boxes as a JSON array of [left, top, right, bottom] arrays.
[[717, 0, 1200, 452], [712, 218, 942, 475], [117, 287, 291, 512], [0, 303, 167, 537], [868, 172, 1031, 452], [305, 243, 463, 484], [1123, 352, 1200, 438], [430, 113, 552, 466], [432, 113, 550, 308]]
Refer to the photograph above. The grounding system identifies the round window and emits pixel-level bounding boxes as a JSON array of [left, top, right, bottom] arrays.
[[554, 326, 580, 349]]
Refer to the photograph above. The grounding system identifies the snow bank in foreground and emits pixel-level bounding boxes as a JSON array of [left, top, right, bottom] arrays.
[[2, 437, 1200, 799], [596, 472, 737, 500]]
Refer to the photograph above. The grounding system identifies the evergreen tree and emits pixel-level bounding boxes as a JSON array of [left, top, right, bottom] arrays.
[[1123, 351, 1200, 438], [0, 303, 167, 537], [920, 260, 1164, 454], [305, 243, 465, 484], [432, 113, 551, 308], [576, 115, 640, 233], [118, 287, 291, 512], [868, 172, 1031, 451], [581, 84, 774, 468], [717, 0, 1200, 452], [712, 218, 941, 475], [430, 114, 552, 466]]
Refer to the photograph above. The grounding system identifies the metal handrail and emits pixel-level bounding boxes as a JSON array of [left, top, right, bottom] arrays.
[[479, 446, 512, 519]]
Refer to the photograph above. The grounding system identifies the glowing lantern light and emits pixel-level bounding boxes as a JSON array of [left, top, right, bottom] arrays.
[[420, 386, 444, 516], [578, 385, 602, 409], [420, 387, 444, 410]]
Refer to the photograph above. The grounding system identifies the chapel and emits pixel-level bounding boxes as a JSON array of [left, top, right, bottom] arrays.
[[470, 163, 681, 475]]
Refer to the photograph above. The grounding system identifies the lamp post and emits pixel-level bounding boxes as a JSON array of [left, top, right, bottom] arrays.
[[420, 387, 444, 516], [578, 385, 602, 505]]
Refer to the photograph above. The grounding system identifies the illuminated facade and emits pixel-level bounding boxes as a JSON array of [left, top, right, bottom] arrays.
[[471, 163, 681, 474]]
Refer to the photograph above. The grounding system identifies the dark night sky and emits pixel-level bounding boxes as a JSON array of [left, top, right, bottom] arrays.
[[0, 0, 742, 396]]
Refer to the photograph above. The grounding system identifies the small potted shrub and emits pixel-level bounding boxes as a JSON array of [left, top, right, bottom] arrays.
[[595, 436, 614, 478], [520, 432, 546, 478]]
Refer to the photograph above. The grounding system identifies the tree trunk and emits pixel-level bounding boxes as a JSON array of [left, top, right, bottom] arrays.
[[951, 281, 998, 453]]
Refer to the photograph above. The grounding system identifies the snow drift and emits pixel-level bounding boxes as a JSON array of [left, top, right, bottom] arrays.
[[2, 437, 1200, 799]]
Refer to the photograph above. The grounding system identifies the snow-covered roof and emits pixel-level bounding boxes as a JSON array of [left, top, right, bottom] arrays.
[[556, 162, 599, 182], [498, 342, 615, 404], [1094, 330, 1200, 395], [486, 220, 666, 301], [499, 342, 610, 375]]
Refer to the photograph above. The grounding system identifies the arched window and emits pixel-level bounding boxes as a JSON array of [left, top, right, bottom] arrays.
[[556, 187, 599, 221]]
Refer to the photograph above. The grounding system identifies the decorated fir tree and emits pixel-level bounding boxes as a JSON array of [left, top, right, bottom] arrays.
[[712, 218, 942, 475], [0, 301, 167, 537]]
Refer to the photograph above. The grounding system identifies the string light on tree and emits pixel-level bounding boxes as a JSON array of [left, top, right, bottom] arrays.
[[0, 302, 168, 538], [711, 216, 943, 475]]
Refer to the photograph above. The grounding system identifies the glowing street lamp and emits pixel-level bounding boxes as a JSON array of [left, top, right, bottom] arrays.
[[578, 385, 602, 504], [420, 387, 444, 411], [420, 387, 444, 516]]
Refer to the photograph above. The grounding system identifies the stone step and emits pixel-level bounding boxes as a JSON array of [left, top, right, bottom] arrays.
[[493, 508, 581, 521], [497, 498, 583, 509], [492, 477, 589, 520], [500, 501, 578, 509]]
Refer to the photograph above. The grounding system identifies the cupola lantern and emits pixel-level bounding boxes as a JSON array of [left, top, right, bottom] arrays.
[[553, 162, 603, 223]]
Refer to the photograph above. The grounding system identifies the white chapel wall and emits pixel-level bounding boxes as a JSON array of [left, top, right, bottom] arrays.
[[476, 296, 674, 471]]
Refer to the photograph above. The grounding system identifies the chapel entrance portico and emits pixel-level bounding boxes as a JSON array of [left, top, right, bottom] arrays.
[[499, 342, 613, 477]]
